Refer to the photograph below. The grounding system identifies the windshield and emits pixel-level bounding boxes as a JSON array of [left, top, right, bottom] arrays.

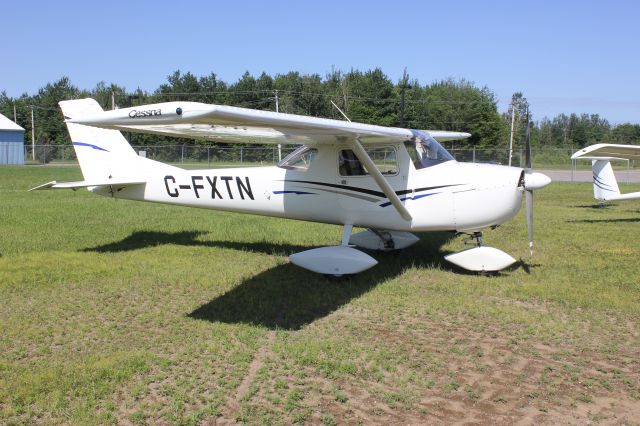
[[278, 145, 317, 171], [405, 130, 455, 169]]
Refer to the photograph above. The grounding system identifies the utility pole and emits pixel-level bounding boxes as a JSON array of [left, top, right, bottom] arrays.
[[508, 102, 516, 167], [524, 105, 530, 166], [30, 106, 35, 162], [13, 104, 17, 123], [111, 91, 115, 110], [275, 90, 281, 162]]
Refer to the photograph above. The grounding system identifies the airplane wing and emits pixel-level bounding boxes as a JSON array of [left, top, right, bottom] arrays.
[[67, 101, 470, 146], [571, 143, 640, 161], [30, 179, 146, 191]]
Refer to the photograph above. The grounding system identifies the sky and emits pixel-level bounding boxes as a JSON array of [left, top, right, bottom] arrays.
[[2, 0, 640, 124]]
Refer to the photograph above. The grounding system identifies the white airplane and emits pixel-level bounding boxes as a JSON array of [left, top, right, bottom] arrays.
[[571, 143, 640, 203], [32, 98, 551, 275]]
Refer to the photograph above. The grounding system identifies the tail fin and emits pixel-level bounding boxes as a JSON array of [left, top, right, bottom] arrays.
[[60, 99, 139, 182], [592, 159, 620, 201]]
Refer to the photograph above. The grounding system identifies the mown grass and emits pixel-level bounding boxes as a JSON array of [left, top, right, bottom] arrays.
[[1, 165, 639, 424]]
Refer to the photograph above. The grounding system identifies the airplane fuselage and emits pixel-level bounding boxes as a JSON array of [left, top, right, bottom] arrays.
[[95, 143, 524, 233]]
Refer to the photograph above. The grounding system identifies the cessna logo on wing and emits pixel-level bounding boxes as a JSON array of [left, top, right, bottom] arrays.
[[129, 109, 162, 118]]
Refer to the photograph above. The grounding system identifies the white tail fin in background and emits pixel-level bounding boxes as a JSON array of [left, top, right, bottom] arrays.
[[591, 159, 640, 202], [592, 159, 620, 201], [59, 99, 139, 182]]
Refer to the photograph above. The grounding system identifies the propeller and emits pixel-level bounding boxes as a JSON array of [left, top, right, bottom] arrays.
[[522, 112, 551, 256], [524, 118, 534, 256]]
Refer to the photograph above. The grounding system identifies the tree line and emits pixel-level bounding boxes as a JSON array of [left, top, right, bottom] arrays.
[[1, 69, 639, 149]]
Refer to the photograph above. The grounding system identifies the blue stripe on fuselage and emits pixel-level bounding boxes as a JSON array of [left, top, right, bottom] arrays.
[[272, 191, 316, 195], [379, 192, 438, 207]]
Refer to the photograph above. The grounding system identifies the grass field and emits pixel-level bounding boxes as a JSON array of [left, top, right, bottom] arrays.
[[1, 165, 639, 425]]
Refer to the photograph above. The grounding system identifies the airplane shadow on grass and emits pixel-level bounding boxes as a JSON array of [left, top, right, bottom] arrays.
[[83, 230, 497, 330], [189, 231, 458, 330], [568, 217, 640, 224], [83, 230, 310, 255]]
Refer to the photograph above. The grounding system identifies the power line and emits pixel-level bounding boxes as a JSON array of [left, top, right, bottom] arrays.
[[148, 89, 493, 105]]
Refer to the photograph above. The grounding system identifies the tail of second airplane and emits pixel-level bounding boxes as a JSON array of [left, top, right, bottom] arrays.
[[592, 159, 620, 201], [592, 159, 640, 202]]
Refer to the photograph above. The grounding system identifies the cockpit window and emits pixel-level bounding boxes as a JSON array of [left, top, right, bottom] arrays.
[[278, 146, 317, 171], [405, 130, 455, 169], [338, 146, 398, 176]]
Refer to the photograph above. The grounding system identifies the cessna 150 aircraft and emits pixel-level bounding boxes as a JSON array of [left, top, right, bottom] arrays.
[[32, 99, 551, 275], [571, 143, 640, 204]]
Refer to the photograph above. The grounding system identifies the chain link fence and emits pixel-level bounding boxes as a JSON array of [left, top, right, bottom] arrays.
[[22, 144, 300, 167], [18, 144, 635, 172]]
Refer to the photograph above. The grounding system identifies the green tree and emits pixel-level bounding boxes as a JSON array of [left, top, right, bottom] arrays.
[[155, 70, 228, 104], [30, 77, 86, 145], [422, 79, 505, 146], [91, 81, 127, 110], [274, 72, 327, 117], [503, 92, 530, 148], [610, 123, 640, 144], [344, 68, 397, 126], [228, 71, 266, 109]]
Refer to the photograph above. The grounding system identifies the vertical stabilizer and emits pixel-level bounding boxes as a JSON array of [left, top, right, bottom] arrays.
[[592, 159, 620, 201], [59, 99, 139, 182]]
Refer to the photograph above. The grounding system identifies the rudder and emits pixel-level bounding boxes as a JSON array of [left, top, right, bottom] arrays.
[[592, 159, 620, 201], [60, 99, 138, 182]]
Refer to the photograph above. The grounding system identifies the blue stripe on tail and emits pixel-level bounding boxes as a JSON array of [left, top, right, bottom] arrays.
[[72, 142, 109, 152]]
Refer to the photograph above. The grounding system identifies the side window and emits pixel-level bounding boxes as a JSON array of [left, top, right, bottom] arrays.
[[278, 146, 317, 171], [338, 150, 366, 176], [369, 147, 398, 175], [338, 146, 398, 176]]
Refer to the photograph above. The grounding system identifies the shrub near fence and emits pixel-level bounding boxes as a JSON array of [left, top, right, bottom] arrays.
[[448, 147, 577, 167], [20, 144, 634, 170]]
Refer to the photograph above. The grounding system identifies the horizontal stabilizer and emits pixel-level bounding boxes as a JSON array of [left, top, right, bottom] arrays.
[[572, 143, 640, 161], [30, 179, 146, 191]]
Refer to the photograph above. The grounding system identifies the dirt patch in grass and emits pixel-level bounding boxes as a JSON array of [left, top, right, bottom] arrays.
[[221, 331, 277, 422], [221, 303, 639, 425]]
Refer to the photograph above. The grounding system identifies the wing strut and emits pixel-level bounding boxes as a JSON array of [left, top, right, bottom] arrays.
[[345, 137, 412, 221]]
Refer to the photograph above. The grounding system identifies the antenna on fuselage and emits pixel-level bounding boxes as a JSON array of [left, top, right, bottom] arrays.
[[331, 100, 351, 122]]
